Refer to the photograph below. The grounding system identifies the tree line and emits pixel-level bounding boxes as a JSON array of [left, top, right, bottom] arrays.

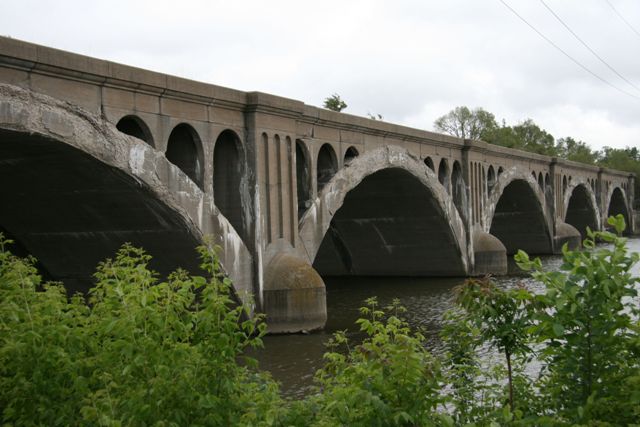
[[434, 106, 640, 204]]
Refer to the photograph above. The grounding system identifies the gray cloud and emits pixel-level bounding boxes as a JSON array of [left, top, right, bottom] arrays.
[[1, 0, 638, 149]]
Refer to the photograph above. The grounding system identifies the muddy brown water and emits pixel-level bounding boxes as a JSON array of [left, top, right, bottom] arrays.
[[254, 238, 640, 398]]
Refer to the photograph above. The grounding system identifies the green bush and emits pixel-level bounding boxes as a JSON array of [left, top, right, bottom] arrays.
[[283, 298, 451, 427], [1, 215, 639, 426], [0, 237, 281, 426]]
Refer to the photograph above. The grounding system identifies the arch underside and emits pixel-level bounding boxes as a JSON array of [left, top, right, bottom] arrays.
[[313, 168, 466, 277], [565, 185, 598, 239], [0, 129, 201, 294], [607, 187, 631, 235], [490, 180, 552, 255]]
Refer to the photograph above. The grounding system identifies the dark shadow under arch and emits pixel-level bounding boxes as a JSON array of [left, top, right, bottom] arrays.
[[0, 128, 201, 295], [166, 123, 204, 189], [213, 130, 246, 239], [565, 185, 598, 239], [116, 115, 154, 147], [313, 168, 466, 276], [490, 179, 552, 254], [344, 146, 359, 165], [451, 161, 467, 222], [424, 156, 434, 171], [607, 187, 631, 235], [438, 158, 449, 192]]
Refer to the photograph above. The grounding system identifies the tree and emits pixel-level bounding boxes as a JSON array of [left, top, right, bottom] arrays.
[[512, 119, 557, 156], [433, 106, 497, 140], [323, 93, 347, 112], [557, 136, 598, 164]]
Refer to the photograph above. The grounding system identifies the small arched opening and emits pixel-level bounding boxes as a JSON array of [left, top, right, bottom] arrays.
[[166, 123, 204, 189], [424, 156, 435, 172], [317, 143, 338, 192], [451, 161, 467, 222], [116, 115, 154, 147], [296, 140, 311, 219], [562, 175, 568, 195], [498, 166, 504, 176], [344, 146, 359, 165], [438, 158, 450, 192], [213, 130, 245, 238], [487, 166, 496, 192], [538, 172, 543, 190]]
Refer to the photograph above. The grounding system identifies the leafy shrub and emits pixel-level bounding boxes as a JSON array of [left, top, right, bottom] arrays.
[[0, 236, 281, 426], [284, 298, 452, 426]]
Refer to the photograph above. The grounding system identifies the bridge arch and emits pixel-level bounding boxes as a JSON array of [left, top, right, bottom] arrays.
[[0, 84, 254, 305], [562, 180, 600, 239], [485, 167, 553, 254], [299, 145, 469, 276], [166, 123, 204, 190], [213, 129, 247, 240], [116, 115, 154, 147], [605, 186, 631, 234]]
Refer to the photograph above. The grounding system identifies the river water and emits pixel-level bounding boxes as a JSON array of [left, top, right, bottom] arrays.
[[255, 237, 640, 398]]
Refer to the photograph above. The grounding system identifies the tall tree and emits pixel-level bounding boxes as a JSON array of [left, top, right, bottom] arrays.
[[512, 119, 557, 156], [433, 106, 497, 140], [557, 137, 598, 164]]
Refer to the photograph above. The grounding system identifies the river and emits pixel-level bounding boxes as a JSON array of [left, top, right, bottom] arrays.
[[255, 237, 640, 398]]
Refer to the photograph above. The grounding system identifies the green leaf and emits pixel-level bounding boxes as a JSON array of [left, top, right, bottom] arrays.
[[552, 323, 564, 337]]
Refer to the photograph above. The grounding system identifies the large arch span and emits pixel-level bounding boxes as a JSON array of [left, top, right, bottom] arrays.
[[298, 146, 469, 276], [0, 83, 254, 303], [485, 167, 554, 255], [563, 181, 600, 239]]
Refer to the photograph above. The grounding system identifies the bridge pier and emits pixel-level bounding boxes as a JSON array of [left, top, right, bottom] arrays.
[[472, 229, 507, 276], [553, 220, 582, 252], [262, 253, 326, 333]]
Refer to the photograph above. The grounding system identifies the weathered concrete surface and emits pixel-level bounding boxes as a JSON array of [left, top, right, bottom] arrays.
[[0, 36, 636, 332], [0, 83, 255, 308]]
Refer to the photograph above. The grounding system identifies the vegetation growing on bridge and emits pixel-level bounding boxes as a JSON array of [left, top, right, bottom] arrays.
[[0, 217, 638, 425]]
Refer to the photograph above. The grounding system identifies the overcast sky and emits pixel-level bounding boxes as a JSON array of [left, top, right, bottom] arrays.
[[2, 0, 639, 150]]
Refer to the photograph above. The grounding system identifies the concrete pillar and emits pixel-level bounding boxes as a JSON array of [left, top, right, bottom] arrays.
[[472, 228, 507, 275], [263, 253, 327, 333], [553, 220, 581, 253]]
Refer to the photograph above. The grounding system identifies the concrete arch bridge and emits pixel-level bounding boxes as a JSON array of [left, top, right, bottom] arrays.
[[0, 37, 635, 332]]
